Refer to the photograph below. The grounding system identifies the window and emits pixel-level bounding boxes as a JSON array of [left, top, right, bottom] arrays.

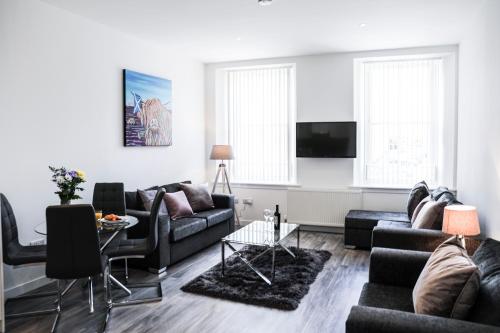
[[354, 54, 456, 188], [222, 64, 296, 185]]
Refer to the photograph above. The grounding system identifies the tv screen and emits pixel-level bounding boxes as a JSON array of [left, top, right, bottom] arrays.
[[296, 122, 357, 158]]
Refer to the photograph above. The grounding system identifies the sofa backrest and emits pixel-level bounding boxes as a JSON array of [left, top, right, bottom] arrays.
[[468, 238, 500, 326], [125, 180, 192, 210]]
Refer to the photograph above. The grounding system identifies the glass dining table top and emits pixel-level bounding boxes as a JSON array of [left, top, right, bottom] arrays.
[[222, 220, 299, 247], [34, 215, 139, 236]]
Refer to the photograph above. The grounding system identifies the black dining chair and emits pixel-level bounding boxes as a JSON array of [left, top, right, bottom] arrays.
[[92, 183, 126, 216], [92, 182, 129, 280], [102, 188, 165, 332], [46, 204, 104, 331], [1, 193, 59, 322]]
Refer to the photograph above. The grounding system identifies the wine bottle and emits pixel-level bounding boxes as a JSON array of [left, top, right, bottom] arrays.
[[274, 204, 281, 230]]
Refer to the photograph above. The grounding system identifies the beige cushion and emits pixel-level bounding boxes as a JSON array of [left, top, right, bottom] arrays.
[[413, 237, 480, 319], [410, 195, 431, 224], [412, 199, 446, 229]]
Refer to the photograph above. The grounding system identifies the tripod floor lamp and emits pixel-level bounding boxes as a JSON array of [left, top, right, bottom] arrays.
[[210, 145, 240, 225]]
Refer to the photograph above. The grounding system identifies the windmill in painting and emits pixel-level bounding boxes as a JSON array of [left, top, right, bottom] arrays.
[[124, 69, 172, 146]]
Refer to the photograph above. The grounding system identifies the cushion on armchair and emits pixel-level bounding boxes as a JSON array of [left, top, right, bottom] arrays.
[[468, 238, 500, 326], [406, 181, 429, 219], [412, 200, 447, 230], [413, 237, 480, 319]]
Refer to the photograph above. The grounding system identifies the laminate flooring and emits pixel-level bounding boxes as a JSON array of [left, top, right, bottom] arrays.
[[5, 232, 369, 333]]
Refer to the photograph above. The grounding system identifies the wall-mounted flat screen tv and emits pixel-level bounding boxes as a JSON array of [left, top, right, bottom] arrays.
[[296, 122, 357, 158]]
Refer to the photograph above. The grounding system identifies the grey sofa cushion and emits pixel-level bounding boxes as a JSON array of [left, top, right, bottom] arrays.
[[346, 210, 409, 230], [469, 238, 500, 326], [170, 217, 207, 242], [407, 181, 429, 219], [195, 208, 233, 228], [377, 220, 411, 229], [358, 283, 414, 313]]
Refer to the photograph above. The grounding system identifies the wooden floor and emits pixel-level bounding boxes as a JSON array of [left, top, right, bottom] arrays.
[[6, 232, 369, 333]]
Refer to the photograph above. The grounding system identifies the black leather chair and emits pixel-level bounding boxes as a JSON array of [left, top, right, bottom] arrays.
[[92, 182, 128, 279], [102, 188, 165, 332], [92, 183, 126, 216], [46, 204, 104, 331], [1, 193, 59, 321]]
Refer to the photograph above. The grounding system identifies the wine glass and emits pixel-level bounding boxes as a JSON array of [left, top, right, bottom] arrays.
[[263, 209, 272, 223]]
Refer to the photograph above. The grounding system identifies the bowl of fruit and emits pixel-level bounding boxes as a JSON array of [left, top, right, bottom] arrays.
[[103, 214, 122, 222]]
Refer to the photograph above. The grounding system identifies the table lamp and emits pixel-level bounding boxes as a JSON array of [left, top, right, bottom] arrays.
[[442, 205, 480, 249]]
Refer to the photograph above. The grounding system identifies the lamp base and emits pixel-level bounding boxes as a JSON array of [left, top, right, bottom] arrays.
[[212, 162, 240, 227], [457, 235, 466, 249]]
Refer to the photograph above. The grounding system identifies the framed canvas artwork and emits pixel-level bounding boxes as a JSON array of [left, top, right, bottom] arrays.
[[123, 69, 172, 146]]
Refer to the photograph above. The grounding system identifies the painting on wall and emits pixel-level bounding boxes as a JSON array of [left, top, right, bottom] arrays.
[[123, 69, 172, 146]]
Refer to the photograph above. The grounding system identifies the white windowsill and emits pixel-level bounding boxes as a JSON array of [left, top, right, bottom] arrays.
[[229, 182, 301, 190]]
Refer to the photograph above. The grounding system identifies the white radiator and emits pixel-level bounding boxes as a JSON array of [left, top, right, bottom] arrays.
[[286, 188, 362, 227]]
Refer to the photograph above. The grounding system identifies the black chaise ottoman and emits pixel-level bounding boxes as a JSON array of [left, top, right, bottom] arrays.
[[344, 210, 410, 248]]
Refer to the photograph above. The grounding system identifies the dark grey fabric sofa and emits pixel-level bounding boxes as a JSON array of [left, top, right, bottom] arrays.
[[345, 188, 460, 249], [346, 240, 500, 333], [124, 181, 235, 273]]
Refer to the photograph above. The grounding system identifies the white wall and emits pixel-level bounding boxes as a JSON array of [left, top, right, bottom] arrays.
[[0, 0, 205, 295], [205, 45, 458, 222], [457, 0, 500, 239]]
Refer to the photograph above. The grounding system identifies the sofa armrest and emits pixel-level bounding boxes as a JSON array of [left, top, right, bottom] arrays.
[[346, 306, 498, 333], [369, 247, 430, 288], [372, 226, 449, 252], [212, 194, 235, 210]]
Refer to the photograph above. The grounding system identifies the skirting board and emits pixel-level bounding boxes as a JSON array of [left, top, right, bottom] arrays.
[[4, 275, 52, 299]]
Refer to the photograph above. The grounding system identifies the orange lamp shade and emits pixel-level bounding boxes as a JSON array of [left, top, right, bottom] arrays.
[[442, 205, 480, 236]]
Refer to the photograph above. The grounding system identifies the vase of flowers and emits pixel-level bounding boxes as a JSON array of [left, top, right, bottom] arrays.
[[49, 166, 86, 205]]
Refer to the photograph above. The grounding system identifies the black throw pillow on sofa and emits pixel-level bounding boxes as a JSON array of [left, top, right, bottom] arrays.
[[468, 238, 500, 326], [407, 181, 430, 219]]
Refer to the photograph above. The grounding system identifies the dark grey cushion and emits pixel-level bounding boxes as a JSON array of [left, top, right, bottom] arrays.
[[170, 217, 207, 242], [469, 238, 500, 326], [358, 283, 414, 313], [406, 181, 429, 219], [377, 220, 411, 229], [179, 183, 214, 213], [346, 210, 410, 230], [195, 208, 233, 228]]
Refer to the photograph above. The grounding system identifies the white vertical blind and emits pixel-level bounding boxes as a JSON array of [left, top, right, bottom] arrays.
[[359, 57, 444, 187], [225, 65, 296, 184]]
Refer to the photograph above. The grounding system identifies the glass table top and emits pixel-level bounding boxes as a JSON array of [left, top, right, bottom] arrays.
[[222, 220, 299, 247]]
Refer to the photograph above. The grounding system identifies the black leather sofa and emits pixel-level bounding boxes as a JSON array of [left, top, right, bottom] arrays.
[[345, 188, 460, 249], [124, 181, 235, 273], [346, 239, 500, 333]]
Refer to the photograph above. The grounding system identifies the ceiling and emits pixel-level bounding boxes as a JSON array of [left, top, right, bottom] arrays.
[[41, 0, 485, 63]]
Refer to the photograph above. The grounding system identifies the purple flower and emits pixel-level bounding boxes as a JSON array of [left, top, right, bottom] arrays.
[[69, 170, 77, 177]]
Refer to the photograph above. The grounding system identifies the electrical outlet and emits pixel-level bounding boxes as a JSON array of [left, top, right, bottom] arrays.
[[30, 238, 46, 246], [242, 198, 253, 205]]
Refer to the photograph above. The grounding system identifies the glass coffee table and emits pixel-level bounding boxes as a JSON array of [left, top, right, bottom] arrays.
[[221, 220, 300, 285]]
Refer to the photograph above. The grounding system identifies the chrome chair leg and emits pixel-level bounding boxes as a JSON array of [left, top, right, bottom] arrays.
[[51, 280, 62, 333], [5, 283, 60, 319], [124, 258, 128, 284], [88, 277, 94, 314]]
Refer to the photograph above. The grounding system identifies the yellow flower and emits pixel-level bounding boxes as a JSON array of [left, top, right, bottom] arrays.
[[76, 170, 86, 179]]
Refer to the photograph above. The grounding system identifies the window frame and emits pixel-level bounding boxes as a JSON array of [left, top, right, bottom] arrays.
[[220, 63, 298, 186], [353, 53, 457, 189]]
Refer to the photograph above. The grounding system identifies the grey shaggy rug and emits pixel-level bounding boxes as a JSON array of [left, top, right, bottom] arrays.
[[181, 246, 332, 310]]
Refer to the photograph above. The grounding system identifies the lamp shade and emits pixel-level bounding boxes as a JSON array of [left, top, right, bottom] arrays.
[[442, 205, 480, 236], [209, 145, 234, 160]]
